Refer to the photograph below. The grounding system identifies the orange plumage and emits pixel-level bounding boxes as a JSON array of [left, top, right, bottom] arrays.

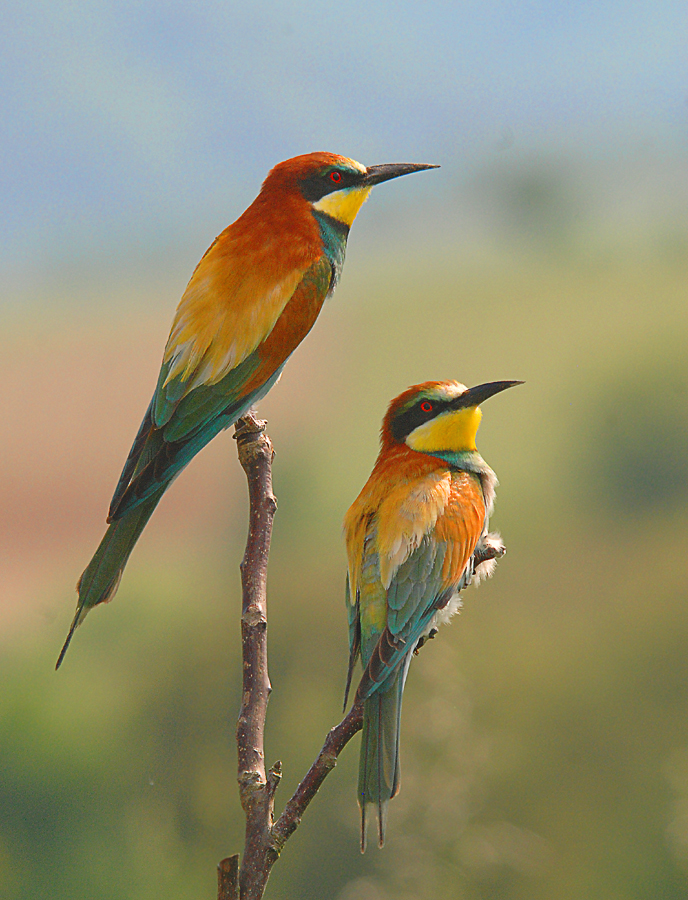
[[164, 154, 343, 387], [56, 152, 438, 668], [344, 379, 519, 849], [345, 444, 485, 598]]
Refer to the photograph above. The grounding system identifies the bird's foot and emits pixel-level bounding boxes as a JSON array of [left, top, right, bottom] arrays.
[[414, 628, 438, 655], [474, 532, 505, 565]]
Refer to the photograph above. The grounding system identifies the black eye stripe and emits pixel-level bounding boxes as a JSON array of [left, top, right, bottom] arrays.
[[390, 398, 452, 443], [299, 168, 363, 202]]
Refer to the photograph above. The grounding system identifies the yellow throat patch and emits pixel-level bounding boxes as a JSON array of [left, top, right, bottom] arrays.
[[311, 185, 372, 227], [406, 406, 483, 454]]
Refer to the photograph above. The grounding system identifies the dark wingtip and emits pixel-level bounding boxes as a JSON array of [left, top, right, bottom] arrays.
[[360, 806, 367, 854], [343, 658, 357, 713], [359, 801, 385, 851], [378, 799, 385, 849], [55, 615, 79, 670]]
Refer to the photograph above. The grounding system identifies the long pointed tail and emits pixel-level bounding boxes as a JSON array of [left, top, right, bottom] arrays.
[[56, 489, 165, 669], [358, 669, 405, 852]]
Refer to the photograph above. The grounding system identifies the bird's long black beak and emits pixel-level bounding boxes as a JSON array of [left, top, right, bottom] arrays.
[[363, 162, 439, 187], [453, 380, 524, 409]]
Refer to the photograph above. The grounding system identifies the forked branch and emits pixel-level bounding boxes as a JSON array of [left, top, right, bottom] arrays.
[[217, 415, 362, 900]]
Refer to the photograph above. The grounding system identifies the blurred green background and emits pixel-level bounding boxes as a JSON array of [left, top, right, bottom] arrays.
[[2, 2, 688, 898]]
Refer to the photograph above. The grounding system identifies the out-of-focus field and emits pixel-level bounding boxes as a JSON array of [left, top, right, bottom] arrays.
[[2, 213, 688, 899]]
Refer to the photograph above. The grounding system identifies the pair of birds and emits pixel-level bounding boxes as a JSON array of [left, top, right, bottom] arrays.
[[56, 152, 520, 850]]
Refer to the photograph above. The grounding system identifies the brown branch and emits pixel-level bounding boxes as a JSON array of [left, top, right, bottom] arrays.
[[232, 413, 278, 900], [217, 856, 239, 900], [268, 702, 363, 859], [218, 414, 364, 900]]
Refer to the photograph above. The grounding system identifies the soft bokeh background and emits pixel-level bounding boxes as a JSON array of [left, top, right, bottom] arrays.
[[2, 2, 688, 898]]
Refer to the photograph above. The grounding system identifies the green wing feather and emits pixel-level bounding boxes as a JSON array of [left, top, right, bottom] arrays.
[[386, 536, 452, 640], [109, 256, 333, 519], [352, 532, 465, 848], [56, 487, 165, 669], [358, 672, 406, 851], [58, 258, 333, 668], [355, 535, 454, 703], [343, 576, 361, 711], [109, 351, 270, 519]]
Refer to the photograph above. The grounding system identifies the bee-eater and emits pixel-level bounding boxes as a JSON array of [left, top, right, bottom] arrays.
[[343, 379, 521, 850], [56, 152, 438, 669]]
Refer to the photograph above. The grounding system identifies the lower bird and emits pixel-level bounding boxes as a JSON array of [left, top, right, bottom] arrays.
[[343, 379, 521, 850], [56, 151, 437, 669]]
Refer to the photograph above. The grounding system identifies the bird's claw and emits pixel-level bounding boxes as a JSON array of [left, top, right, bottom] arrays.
[[414, 628, 438, 655], [475, 532, 506, 565]]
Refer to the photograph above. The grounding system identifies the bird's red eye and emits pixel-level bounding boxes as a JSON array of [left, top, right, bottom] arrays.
[[329, 170, 342, 183], [420, 401, 433, 412]]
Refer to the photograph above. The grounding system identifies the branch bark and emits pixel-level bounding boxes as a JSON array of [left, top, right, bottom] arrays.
[[217, 855, 239, 900], [233, 414, 278, 900], [268, 703, 363, 858], [218, 414, 363, 900]]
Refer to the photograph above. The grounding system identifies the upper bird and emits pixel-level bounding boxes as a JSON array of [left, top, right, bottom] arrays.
[[56, 152, 438, 669], [343, 379, 521, 850]]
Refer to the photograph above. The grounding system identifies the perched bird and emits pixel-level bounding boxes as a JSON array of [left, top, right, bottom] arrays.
[[56, 152, 438, 669], [343, 379, 521, 850]]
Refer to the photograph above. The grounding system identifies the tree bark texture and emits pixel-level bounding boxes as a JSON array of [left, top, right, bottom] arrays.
[[218, 415, 363, 900]]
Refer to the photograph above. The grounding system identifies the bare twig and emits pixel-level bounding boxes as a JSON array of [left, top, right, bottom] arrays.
[[233, 414, 278, 900], [268, 703, 363, 859], [217, 855, 239, 900], [220, 414, 364, 900]]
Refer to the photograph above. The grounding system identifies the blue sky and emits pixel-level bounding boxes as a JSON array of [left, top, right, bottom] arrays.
[[2, 0, 687, 284]]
